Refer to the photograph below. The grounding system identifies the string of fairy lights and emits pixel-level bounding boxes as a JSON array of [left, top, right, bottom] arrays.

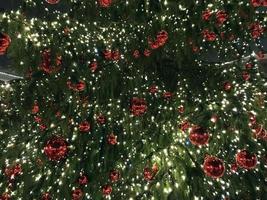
[[0, 0, 266, 200]]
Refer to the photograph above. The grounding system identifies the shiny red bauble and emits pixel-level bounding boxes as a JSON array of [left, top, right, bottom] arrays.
[[96, 114, 106, 125], [107, 133, 117, 145], [109, 169, 120, 182], [189, 126, 209, 146], [45, 0, 60, 4], [79, 121, 91, 132], [78, 175, 88, 185], [41, 192, 51, 200], [102, 185, 112, 196], [203, 156, 225, 178], [130, 97, 147, 116], [0, 193, 10, 200], [44, 137, 68, 161], [223, 81, 232, 92], [98, 0, 112, 7], [0, 33, 11, 55], [236, 150, 257, 169], [72, 188, 83, 200]]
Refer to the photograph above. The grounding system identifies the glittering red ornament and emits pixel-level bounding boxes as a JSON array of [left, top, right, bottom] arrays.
[[156, 30, 168, 46], [189, 126, 209, 146], [250, 22, 264, 39], [148, 85, 158, 94], [4, 164, 22, 180], [32, 102, 39, 114], [250, 0, 262, 7], [242, 71, 251, 81], [203, 156, 225, 178], [107, 133, 117, 145], [78, 175, 88, 185], [163, 92, 172, 100], [144, 49, 151, 57], [34, 116, 42, 123], [103, 49, 112, 59], [252, 125, 267, 140], [39, 124, 47, 131], [45, 0, 60, 4], [112, 50, 121, 60], [130, 97, 147, 116], [98, 0, 112, 7], [41, 192, 51, 200], [223, 81, 232, 92], [72, 188, 83, 200], [96, 114, 106, 125], [89, 61, 98, 72], [202, 29, 217, 42], [79, 121, 91, 132], [178, 105, 185, 114], [0, 193, 10, 200], [133, 50, 140, 58], [245, 63, 253, 70], [102, 185, 112, 196], [202, 9, 212, 21], [75, 81, 86, 91], [0, 33, 11, 55], [44, 137, 68, 161], [231, 163, 238, 172], [179, 120, 190, 132], [109, 170, 120, 182], [236, 150, 257, 169], [216, 10, 228, 26]]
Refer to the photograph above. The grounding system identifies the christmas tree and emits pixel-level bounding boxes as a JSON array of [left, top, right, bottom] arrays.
[[0, 0, 267, 199]]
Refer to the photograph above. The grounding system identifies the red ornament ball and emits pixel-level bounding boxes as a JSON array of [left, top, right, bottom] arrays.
[[72, 188, 83, 200], [109, 169, 120, 182], [79, 121, 91, 132], [45, 0, 60, 4], [203, 156, 225, 178], [0, 193, 10, 200], [107, 133, 117, 145], [96, 114, 106, 125], [242, 71, 250, 81], [44, 137, 68, 161], [223, 81, 232, 92], [130, 97, 147, 116], [0, 33, 11, 55], [102, 185, 112, 196], [78, 175, 88, 185], [236, 150, 257, 169], [41, 192, 51, 200], [98, 0, 112, 7], [189, 126, 210, 146]]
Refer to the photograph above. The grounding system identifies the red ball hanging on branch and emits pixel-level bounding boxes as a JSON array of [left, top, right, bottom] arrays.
[[44, 137, 68, 161], [45, 0, 60, 4], [179, 120, 190, 132], [109, 169, 120, 182], [79, 121, 91, 132], [72, 188, 83, 200], [78, 175, 88, 185], [143, 163, 159, 181], [0, 193, 10, 200], [0, 33, 11, 55], [130, 97, 147, 116], [189, 126, 210, 146], [252, 125, 267, 140], [4, 164, 22, 180], [102, 185, 112, 196], [216, 10, 228, 26], [107, 133, 117, 145], [202, 9, 212, 21], [242, 71, 250, 81], [96, 114, 106, 125], [223, 81, 232, 92], [236, 150, 257, 169], [203, 156, 225, 178], [41, 192, 52, 200], [32, 101, 39, 114], [98, 0, 112, 7]]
